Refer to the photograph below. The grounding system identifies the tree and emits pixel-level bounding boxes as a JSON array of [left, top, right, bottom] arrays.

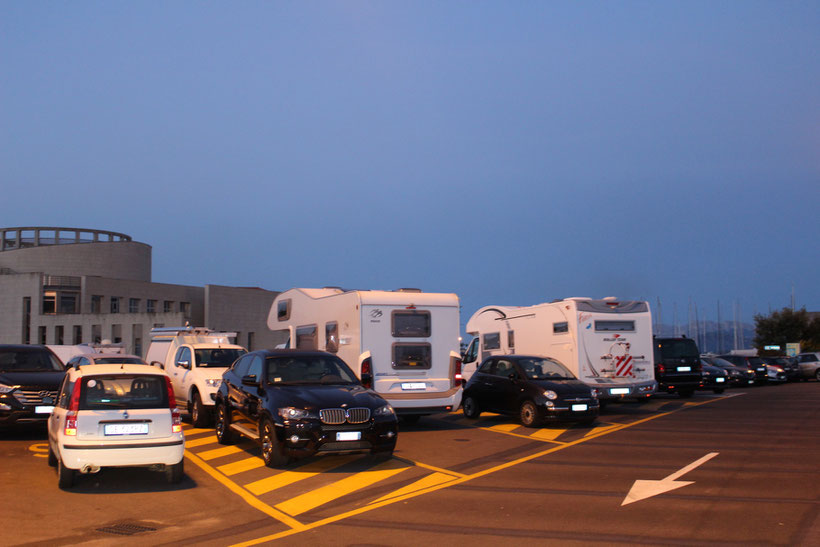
[[753, 307, 820, 353]]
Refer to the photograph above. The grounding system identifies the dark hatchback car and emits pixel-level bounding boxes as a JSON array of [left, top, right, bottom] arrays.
[[699, 360, 729, 394], [462, 355, 599, 427], [653, 336, 702, 397], [0, 345, 65, 427], [701, 355, 756, 386], [717, 355, 768, 384], [214, 350, 398, 467]]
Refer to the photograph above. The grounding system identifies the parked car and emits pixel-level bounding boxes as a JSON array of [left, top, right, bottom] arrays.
[[760, 356, 800, 381], [699, 360, 729, 393], [47, 362, 185, 488], [701, 355, 756, 386], [796, 352, 820, 381], [64, 353, 147, 368], [763, 363, 787, 383], [653, 336, 703, 397], [214, 350, 398, 467], [717, 355, 768, 384], [0, 345, 65, 428], [462, 355, 599, 427]]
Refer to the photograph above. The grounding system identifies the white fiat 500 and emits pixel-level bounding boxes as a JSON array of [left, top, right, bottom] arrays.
[[47, 362, 185, 489]]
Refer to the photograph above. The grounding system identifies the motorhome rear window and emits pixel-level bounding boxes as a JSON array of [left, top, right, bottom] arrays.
[[295, 325, 317, 350], [483, 332, 501, 350], [507, 330, 515, 349], [392, 343, 432, 370], [595, 321, 635, 332], [392, 311, 431, 337], [553, 322, 569, 334], [325, 322, 339, 353], [277, 300, 291, 321]]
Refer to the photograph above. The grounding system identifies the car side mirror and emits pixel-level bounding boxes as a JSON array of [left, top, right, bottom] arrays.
[[361, 372, 373, 389], [241, 374, 259, 387], [150, 360, 164, 370], [177, 360, 191, 370], [508, 373, 518, 381]]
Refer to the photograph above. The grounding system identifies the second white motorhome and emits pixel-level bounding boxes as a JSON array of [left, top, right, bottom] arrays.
[[463, 298, 657, 402], [267, 288, 463, 419]]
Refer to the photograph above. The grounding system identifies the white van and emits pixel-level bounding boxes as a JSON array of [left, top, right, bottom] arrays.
[[463, 298, 656, 402], [268, 288, 463, 420], [146, 327, 247, 426]]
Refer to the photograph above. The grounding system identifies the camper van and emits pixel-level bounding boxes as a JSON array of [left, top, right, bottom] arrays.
[[463, 298, 656, 402], [146, 327, 247, 426], [268, 288, 463, 419]]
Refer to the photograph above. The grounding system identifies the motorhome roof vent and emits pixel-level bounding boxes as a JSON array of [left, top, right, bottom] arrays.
[[395, 288, 422, 293]]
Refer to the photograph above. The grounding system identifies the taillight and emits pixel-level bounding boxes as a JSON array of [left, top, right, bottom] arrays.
[[165, 377, 182, 433], [361, 357, 372, 389], [453, 357, 463, 386], [657, 364, 665, 374], [64, 379, 82, 436]]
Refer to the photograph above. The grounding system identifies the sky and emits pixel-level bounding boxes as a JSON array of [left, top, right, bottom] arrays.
[[2, 2, 818, 333]]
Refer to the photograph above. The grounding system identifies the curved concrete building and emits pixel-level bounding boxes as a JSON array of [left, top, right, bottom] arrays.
[[0, 227, 151, 281]]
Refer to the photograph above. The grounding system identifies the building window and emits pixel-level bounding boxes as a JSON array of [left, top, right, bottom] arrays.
[[73, 325, 82, 344], [247, 332, 254, 352], [179, 302, 190, 314], [129, 298, 140, 313], [39, 326, 47, 344], [92, 324, 102, 344], [55, 325, 64, 345], [133, 324, 143, 357], [59, 293, 78, 314], [43, 291, 57, 314], [91, 295, 102, 314], [110, 297, 120, 313], [147, 299, 156, 313], [112, 324, 122, 344], [22, 297, 31, 344], [164, 301, 173, 313]]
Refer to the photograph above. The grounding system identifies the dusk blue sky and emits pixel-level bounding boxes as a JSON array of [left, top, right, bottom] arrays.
[[2, 2, 818, 333]]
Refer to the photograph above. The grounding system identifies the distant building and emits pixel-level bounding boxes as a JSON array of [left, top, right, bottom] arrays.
[[0, 226, 284, 357]]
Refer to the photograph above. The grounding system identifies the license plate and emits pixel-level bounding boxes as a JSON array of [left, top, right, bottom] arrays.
[[401, 382, 426, 391], [571, 404, 588, 412], [716, 377, 725, 383], [336, 431, 361, 441], [104, 423, 149, 436], [756, 367, 765, 371], [677, 366, 691, 372], [35, 406, 54, 414], [610, 388, 629, 395]]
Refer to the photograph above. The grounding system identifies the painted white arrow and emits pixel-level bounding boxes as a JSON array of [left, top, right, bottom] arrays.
[[621, 452, 719, 506]]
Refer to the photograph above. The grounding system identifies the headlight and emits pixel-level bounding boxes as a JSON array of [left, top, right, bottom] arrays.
[[278, 407, 309, 420], [0, 383, 18, 394], [543, 390, 557, 400], [204, 379, 222, 388], [373, 404, 395, 417]]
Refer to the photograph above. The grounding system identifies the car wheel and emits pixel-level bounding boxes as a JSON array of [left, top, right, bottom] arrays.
[[260, 418, 288, 468], [47, 444, 57, 467], [678, 388, 695, 398], [191, 392, 209, 428], [462, 396, 480, 419], [215, 401, 237, 445], [165, 459, 184, 484], [815, 369, 820, 382], [57, 457, 75, 489], [519, 400, 542, 428]]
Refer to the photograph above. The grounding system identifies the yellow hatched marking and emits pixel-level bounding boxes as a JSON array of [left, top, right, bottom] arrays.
[[186, 436, 217, 448], [584, 423, 621, 437], [183, 426, 213, 436], [245, 456, 356, 496], [369, 472, 457, 505], [488, 423, 520, 432], [199, 445, 245, 461], [218, 457, 265, 476], [274, 460, 410, 516], [529, 428, 568, 441]]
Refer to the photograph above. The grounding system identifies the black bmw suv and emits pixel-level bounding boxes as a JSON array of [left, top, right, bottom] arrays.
[[214, 350, 398, 467], [0, 345, 65, 427]]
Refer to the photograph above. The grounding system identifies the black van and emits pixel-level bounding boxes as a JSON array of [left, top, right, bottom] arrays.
[[653, 336, 702, 398]]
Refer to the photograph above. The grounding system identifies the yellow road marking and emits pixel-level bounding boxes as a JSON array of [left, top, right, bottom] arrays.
[[584, 423, 622, 437], [245, 456, 356, 496], [530, 427, 569, 441], [369, 472, 458, 505], [233, 396, 730, 545], [199, 445, 245, 461], [182, 426, 213, 436], [218, 457, 265, 476], [394, 457, 467, 478], [274, 460, 410, 516], [184, 449, 302, 529], [186, 436, 217, 448], [478, 424, 567, 444], [488, 423, 520, 432]]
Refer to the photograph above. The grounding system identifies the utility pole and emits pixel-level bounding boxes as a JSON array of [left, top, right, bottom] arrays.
[[717, 300, 723, 354]]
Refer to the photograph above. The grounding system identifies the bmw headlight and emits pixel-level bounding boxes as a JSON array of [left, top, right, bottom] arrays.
[[278, 407, 310, 420], [543, 390, 558, 400], [0, 383, 18, 394], [204, 379, 222, 388], [373, 404, 396, 417]]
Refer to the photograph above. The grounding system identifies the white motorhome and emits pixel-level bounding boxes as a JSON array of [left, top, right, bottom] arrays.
[[268, 288, 463, 419], [146, 327, 247, 426], [463, 298, 656, 402]]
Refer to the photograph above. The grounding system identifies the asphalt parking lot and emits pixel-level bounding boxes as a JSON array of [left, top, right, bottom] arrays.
[[2, 382, 818, 546]]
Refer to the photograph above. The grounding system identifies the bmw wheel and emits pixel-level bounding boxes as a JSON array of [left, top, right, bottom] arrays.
[[260, 418, 288, 468], [215, 401, 237, 445]]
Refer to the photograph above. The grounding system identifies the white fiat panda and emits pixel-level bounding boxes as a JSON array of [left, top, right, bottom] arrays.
[[47, 362, 185, 489]]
